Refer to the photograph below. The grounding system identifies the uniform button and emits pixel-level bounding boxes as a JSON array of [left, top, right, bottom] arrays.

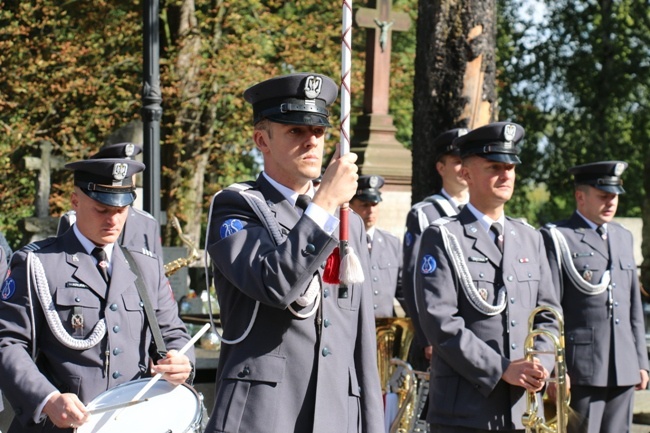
[[528, 273, 532, 278], [75, 297, 81, 303], [323, 319, 331, 327], [112, 371, 121, 379], [615, 319, 620, 324], [590, 252, 594, 256], [139, 301, 144, 308], [614, 302, 619, 307], [569, 335, 575, 341], [305, 244, 316, 254], [507, 275, 514, 282], [113, 348, 122, 356], [510, 297, 516, 304], [243, 366, 250, 376], [510, 320, 517, 327], [374, 290, 379, 295], [479, 273, 484, 278], [323, 289, 330, 298], [321, 261, 327, 269], [113, 326, 120, 333], [372, 265, 377, 270], [373, 277, 378, 282], [511, 343, 517, 350], [373, 304, 378, 309], [612, 283, 617, 288], [110, 303, 118, 311], [322, 347, 330, 357]]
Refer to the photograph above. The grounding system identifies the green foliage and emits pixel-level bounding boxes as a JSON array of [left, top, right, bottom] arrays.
[[498, 0, 650, 225]]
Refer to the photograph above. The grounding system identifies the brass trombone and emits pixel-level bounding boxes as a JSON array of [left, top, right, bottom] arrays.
[[521, 306, 569, 433]]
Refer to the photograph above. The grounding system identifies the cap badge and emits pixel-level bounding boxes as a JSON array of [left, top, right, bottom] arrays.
[[458, 128, 468, 137], [125, 143, 135, 157], [614, 162, 625, 176], [112, 163, 128, 182], [503, 124, 517, 144], [304, 76, 323, 100], [369, 176, 379, 188]]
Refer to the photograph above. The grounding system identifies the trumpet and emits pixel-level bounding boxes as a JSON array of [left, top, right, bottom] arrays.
[[164, 216, 201, 277], [521, 306, 569, 433]]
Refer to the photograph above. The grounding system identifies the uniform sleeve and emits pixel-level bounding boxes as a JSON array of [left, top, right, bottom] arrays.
[[401, 208, 430, 347], [539, 227, 563, 299], [0, 251, 58, 426], [626, 231, 650, 372]]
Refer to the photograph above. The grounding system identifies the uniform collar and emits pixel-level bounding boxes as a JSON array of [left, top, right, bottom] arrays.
[[465, 203, 505, 232], [261, 171, 314, 207], [72, 225, 115, 267], [575, 210, 603, 231]]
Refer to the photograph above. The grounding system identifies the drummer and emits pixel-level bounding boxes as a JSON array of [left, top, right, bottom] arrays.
[[0, 157, 194, 432]]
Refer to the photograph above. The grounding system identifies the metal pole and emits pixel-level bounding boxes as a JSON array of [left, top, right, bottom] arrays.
[[142, 0, 162, 222]]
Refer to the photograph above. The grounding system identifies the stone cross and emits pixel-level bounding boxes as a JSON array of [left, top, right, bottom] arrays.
[[355, 0, 411, 115], [23, 140, 65, 218]]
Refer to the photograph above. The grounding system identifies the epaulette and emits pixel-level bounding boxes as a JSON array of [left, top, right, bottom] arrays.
[[225, 181, 256, 192], [507, 216, 535, 230], [431, 216, 453, 227], [131, 207, 157, 221], [126, 246, 159, 260], [21, 237, 57, 253], [544, 222, 557, 229]]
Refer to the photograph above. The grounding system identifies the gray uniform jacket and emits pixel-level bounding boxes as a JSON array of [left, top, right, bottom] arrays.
[[368, 228, 402, 318], [540, 213, 649, 387], [402, 196, 460, 348], [415, 208, 562, 430], [0, 229, 193, 432], [205, 174, 384, 433], [58, 207, 163, 256]]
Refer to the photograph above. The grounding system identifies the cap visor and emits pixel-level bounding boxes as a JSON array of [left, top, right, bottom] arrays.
[[85, 190, 136, 207], [266, 112, 331, 127], [594, 185, 625, 195], [482, 153, 521, 164]]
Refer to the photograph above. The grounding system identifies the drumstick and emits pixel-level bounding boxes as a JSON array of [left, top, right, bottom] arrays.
[[114, 323, 211, 419]]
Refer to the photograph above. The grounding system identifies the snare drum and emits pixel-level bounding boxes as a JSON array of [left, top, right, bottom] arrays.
[[77, 379, 202, 433]]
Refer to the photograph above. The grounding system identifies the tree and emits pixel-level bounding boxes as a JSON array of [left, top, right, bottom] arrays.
[[497, 0, 650, 285], [411, 0, 499, 204]]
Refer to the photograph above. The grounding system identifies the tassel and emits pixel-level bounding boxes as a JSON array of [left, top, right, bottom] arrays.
[[339, 245, 365, 284], [323, 247, 340, 284]]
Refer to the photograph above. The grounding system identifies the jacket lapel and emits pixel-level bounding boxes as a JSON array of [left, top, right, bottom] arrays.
[[569, 212, 609, 259], [459, 208, 502, 267], [257, 174, 300, 233]]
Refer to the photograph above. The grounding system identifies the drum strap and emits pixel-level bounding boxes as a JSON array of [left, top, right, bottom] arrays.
[[122, 248, 167, 359]]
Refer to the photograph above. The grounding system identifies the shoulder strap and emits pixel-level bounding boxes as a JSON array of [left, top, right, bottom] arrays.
[[122, 248, 167, 359], [417, 194, 457, 232]]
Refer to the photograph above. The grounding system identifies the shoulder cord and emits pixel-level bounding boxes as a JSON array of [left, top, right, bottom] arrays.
[[417, 195, 457, 232], [27, 252, 107, 351], [548, 227, 610, 295], [438, 225, 507, 316]]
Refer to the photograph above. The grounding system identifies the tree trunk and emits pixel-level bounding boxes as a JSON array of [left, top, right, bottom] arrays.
[[411, 0, 498, 204]]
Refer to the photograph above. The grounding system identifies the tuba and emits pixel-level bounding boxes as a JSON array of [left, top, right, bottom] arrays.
[[521, 306, 570, 433], [376, 317, 430, 433], [164, 216, 201, 277]]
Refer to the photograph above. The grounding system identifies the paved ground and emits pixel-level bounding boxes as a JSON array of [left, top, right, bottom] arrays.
[[634, 390, 650, 432]]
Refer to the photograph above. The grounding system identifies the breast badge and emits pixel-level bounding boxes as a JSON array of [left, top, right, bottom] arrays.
[[582, 269, 593, 282]]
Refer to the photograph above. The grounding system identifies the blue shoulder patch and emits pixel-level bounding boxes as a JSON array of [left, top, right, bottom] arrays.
[[420, 255, 437, 275], [404, 232, 413, 248], [220, 219, 244, 239], [1, 277, 16, 301]]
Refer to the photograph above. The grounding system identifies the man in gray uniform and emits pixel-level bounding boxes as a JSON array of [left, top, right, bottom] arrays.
[[0, 157, 194, 432], [415, 122, 562, 432], [57, 142, 162, 258], [540, 161, 649, 433], [349, 174, 402, 318], [403, 128, 469, 370], [204, 73, 384, 433]]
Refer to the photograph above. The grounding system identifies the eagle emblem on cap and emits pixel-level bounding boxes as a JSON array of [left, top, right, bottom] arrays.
[[304, 76, 323, 100], [369, 176, 379, 188], [458, 128, 468, 137], [614, 162, 625, 176], [503, 124, 517, 144], [125, 143, 135, 157], [112, 163, 128, 181]]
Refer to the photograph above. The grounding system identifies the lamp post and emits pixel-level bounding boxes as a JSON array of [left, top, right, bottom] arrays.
[[142, 0, 162, 223]]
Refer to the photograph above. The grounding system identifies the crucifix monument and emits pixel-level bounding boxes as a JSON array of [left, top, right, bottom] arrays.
[[353, 0, 412, 186]]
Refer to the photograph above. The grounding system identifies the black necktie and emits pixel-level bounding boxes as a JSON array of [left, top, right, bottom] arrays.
[[490, 223, 504, 253], [295, 194, 311, 212], [91, 247, 110, 283], [597, 225, 607, 241]]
